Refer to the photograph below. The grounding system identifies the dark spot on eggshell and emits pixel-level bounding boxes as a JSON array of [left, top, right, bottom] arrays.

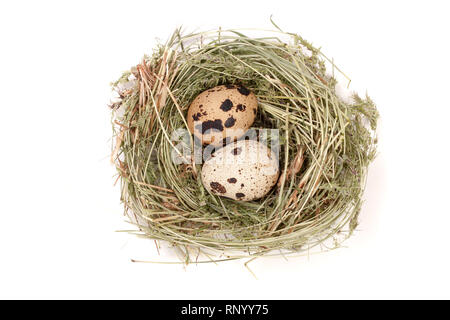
[[224, 116, 236, 128], [236, 104, 246, 112], [220, 99, 233, 112], [221, 138, 229, 146], [210, 182, 226, 194], [241, 183, 244, 188], [227, 178, 237, 183], [199, 105, 208, 116], [192, 112, 202, 121], [236, 193, 245, 199], [223, 136, 237, 144], [237, 86, 250, 96], [232, 147, 242, 155], [225, 84, 236, 89], [195, 119, 224, 134]]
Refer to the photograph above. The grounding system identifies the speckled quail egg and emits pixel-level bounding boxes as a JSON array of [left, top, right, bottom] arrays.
[[187, 85, 258, 146], [201, 139, 279, 201]]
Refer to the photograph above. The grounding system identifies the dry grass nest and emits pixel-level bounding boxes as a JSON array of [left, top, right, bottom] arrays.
[[110, 25, 379, 264]]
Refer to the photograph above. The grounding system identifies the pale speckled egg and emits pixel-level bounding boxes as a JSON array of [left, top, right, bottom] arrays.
[[201, 139, 279, 201], [187, 85, 257, 146]]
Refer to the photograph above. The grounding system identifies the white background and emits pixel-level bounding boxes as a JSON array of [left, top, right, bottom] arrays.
[[1, 0, 449, 299]]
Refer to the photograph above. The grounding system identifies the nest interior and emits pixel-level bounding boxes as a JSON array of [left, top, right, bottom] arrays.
[[110, 27, 378, 262]]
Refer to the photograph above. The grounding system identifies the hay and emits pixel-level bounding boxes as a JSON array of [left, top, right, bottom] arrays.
[[110, 25, 378, 263]]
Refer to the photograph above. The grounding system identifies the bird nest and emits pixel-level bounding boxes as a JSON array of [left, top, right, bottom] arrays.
[[110, 25, 378, 264]]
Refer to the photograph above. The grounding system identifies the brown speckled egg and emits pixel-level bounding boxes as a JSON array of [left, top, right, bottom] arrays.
[[187, 85, 257, 146], [201, 140, 279, 201]]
